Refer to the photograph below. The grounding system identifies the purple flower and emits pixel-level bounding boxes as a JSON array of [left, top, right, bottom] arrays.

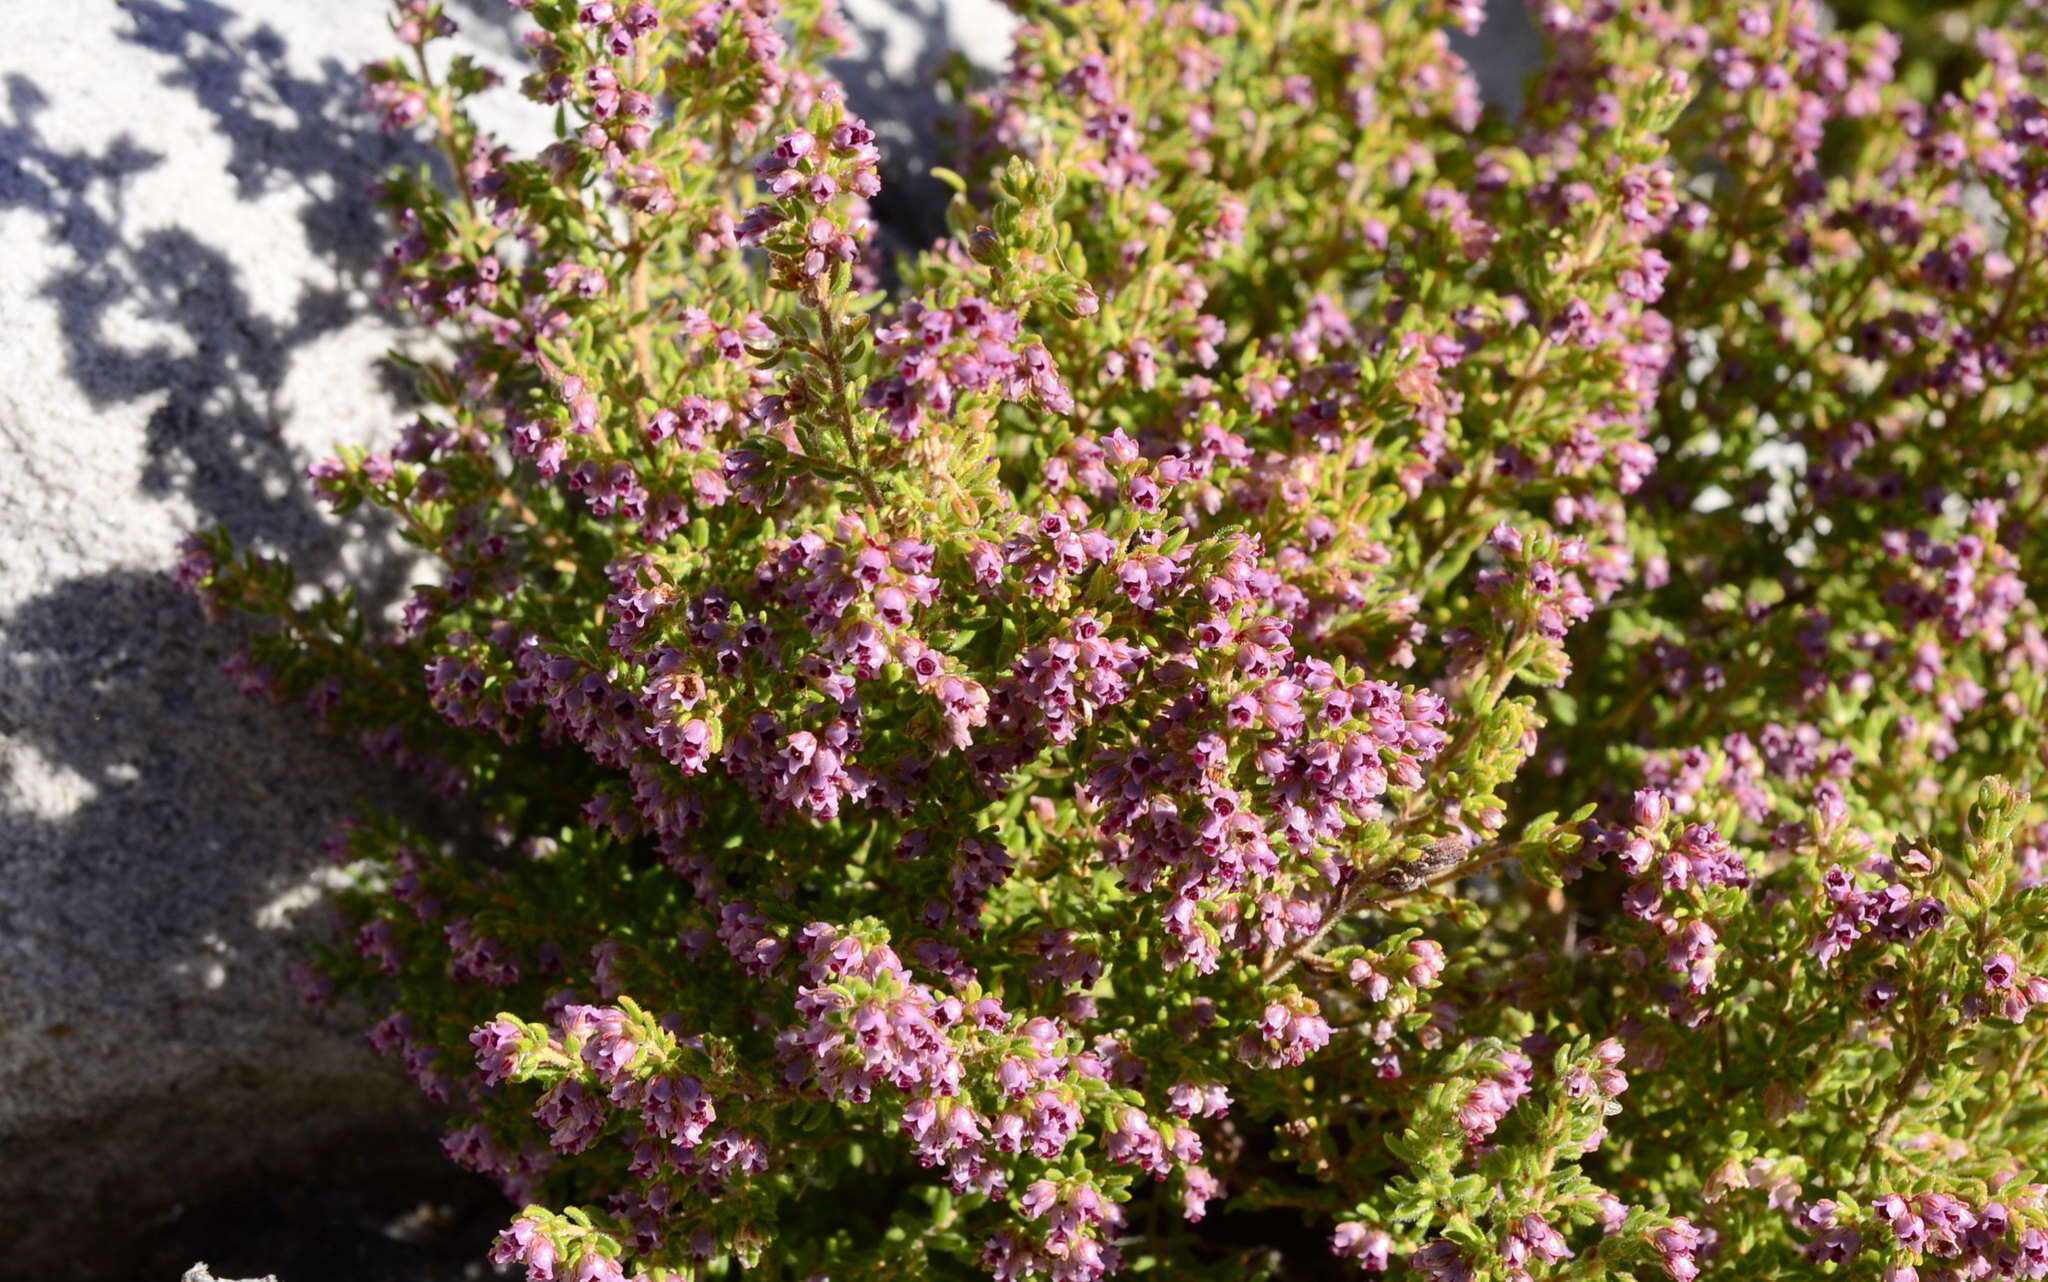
[[470, 1018, 527, 1085], [1333, 1222, 1392, 1270], [490, 1215, 557, 1282]]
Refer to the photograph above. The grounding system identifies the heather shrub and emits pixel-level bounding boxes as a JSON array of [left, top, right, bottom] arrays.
[[178, 0, 2048, 1277]]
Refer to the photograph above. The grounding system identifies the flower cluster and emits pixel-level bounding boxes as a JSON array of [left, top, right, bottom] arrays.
[[183, 0, 2048, 1278]]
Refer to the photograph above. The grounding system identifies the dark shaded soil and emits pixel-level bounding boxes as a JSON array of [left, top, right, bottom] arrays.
[[128, 1148, 505, 1282], [15, 1105, 509, 1282]]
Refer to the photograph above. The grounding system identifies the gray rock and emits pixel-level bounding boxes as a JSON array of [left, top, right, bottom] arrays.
[[0, 0, 477, 1271]]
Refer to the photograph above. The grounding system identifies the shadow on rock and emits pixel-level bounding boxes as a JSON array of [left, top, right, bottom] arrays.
[[1, 4, 416, 581], [830, 0, 1005, 255], [0, 2, 488, 1276]]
